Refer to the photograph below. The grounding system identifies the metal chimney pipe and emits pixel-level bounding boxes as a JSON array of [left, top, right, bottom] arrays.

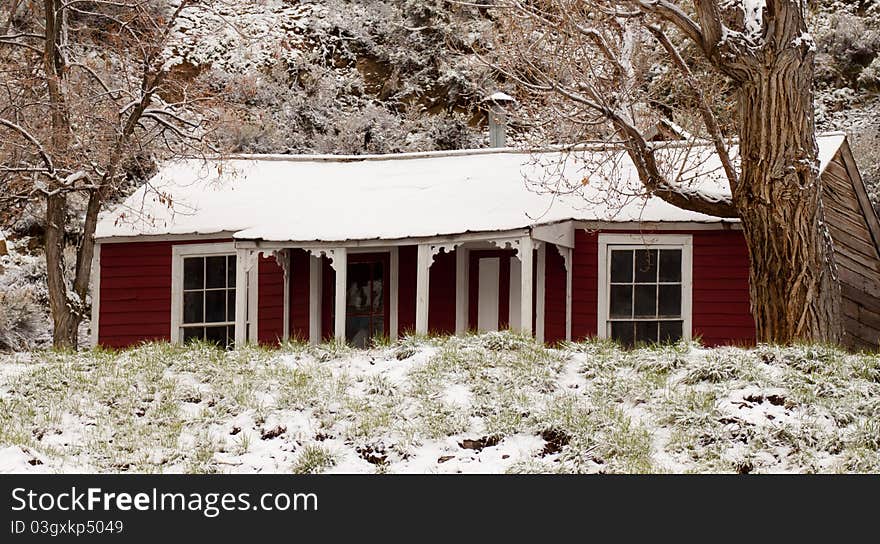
[[483, 92, 516, 148]]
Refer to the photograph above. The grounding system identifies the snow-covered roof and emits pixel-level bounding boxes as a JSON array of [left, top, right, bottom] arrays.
[[95, 133, 848, 243]]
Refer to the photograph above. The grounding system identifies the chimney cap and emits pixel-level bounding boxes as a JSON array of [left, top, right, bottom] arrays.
[[483, 91, 516, 105]]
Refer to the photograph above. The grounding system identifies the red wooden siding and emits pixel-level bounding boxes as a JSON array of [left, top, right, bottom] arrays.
[[571, 231, 599, 340], [544, 243, 567, 344], [97, 230, 755, 349], [691, 231, 755, 346], [429, 250, 457, 334], [257, 255, 285, 345], [99, 241, 173, 348], [569, 229, 754, 346], [397, 246, 417, 336], [289, 249, 310, 341]]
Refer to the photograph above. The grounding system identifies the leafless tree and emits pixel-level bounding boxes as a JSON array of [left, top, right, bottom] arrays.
[[0, 0, 210, 348], [489, 0, 839, 344]]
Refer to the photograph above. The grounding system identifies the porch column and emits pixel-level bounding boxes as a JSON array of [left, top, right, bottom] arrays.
[[309, 254, 322, 345], [234, 248, 250, 346], [390, 247, 399, 342], [278, 250, 291, 342], [519, 236, 533, 335], [455, 246, 469, 335], [415, 244, 431, 335], [535, 242, 546, 343], [565, 247, 573, 342], [333, 248, 347, 343]]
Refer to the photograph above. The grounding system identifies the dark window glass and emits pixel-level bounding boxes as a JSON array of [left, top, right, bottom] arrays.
[[205, 326, 227, 347], [227, 291, 236, 321], [634, 250, 658, 282], [611, 321, 635, 346], [609, 285, 633, 318], [183, 327, 203, 342], [635, 321, 659, 344], [372, 316, 384, 340], [633, 285, 657, 317], [205, 256, 227, 288], [184, 258, 203, 290], [205, 290, 226, 323], [183, 292, 203, 324], [610, 250, 633, 283], [658, 285, 682, 317], [659, 321, 683, 343], [659, 250, 682, 282], [227, 255, 236, 287]]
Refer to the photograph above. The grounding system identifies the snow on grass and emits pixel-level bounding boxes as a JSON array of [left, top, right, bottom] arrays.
[[0, 334, 878, 474]]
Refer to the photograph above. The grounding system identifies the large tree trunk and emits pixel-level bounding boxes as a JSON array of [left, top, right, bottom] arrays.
[[46, 192, 80, 349], [734, 33, 841, 344]]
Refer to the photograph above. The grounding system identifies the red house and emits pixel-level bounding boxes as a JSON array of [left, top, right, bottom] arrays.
[[91, 133, 880, 350]]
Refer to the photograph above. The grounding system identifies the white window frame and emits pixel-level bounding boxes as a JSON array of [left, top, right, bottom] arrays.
[[597, 233, 693, 341], [171, 242, 253, 344]]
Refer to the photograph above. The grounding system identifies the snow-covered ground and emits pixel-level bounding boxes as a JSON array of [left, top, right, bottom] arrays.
[[0, 333, 878, 474]]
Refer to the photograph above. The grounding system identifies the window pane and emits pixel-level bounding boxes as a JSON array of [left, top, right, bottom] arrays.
[[183, 292, 203, 324], [609, 285, 633, 318], [205, 290, 226, 323], [371, 316, 384, 340], [184, 257, 204, 290], [659, 250, 682, 282], [346, 315, 370, 348], [634, 250, 658, 282], [610, 250, 633, 283], [205, 256, 227, 289], [658, 285, 682, 317], [634, 285, 657, 317], [659, 321, 683, 343], [227, 290, 236, 322], [347, 264, 371, 313], [205, 326, 227, 347], [372, 276, 384, 312], [610, 321, 635, 347], [635, 321, 659, 344], [227, 255, 236, 287], [227, 325, 235, 345], [183, 326, 204, 342]]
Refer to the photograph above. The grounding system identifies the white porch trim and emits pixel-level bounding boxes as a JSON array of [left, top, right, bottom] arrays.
[[390, 247, 399, 341], [518, 235, 534, 335], [332, 248, 347, 342], [455, 246, 469, 335], [565, 246, 573, 342], [89, 242, 101, 347], [308, 254, 322, 345], [415, 244, 431, 334], [275, 250, 291, 342], [535, 242, 546, 343]]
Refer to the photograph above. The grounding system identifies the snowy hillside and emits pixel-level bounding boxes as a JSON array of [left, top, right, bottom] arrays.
[[1, 333, 878, 474]]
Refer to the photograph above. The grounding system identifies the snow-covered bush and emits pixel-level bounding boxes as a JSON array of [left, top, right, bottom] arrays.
[[0, 287, 42, 351]]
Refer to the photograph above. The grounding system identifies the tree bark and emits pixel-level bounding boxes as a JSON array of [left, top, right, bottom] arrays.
[[46, 192, 79, 348], [734, 32, 841, 344]]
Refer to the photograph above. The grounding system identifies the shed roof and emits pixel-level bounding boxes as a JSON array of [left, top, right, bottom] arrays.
[[95, 133, 848, 243]]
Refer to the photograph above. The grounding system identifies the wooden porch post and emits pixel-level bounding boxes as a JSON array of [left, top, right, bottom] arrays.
[[455, 246, 469, 335], [416, 244, 431, 335], [234, 248, 250, 346], [390, 247, 399, 341], [565, 247, 573, 342], [519, 236, 533, 336], [536, 242, 546, 343], [333, 248, 347, 343], [309, 253, 322, 345]]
